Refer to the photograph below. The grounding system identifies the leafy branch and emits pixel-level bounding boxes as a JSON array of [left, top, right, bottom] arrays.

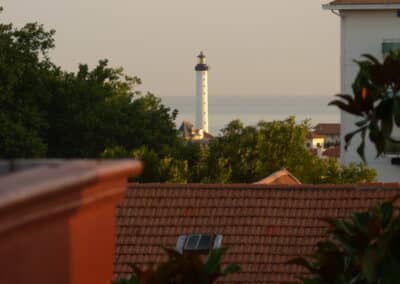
[[329, 51, 400, 161], [114, 247, 239, 284], [289, 196, 400, 284]]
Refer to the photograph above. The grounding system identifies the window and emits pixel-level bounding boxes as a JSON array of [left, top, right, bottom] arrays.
[[185, 235, 201, 250], [382, 42, 400, 98], [385, 140, 400, 156], [382, 41, 400, 155], [175, 234, 223, 254], [382, 41, 400, 56], [196, 235, 212, 250]]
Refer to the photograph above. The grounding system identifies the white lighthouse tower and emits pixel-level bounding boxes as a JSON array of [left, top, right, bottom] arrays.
[[195, 51, 209, 133]]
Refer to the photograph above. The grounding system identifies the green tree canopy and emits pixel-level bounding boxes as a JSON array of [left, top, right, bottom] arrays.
[[0, 17, 55, 157], [0, 9, 179, 159]]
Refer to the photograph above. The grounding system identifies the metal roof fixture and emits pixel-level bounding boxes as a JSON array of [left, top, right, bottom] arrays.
[[175, 234, 223, 254]]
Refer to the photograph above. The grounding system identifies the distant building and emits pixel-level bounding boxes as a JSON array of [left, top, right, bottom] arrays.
[[306, 131, 341, 160], [322, 146, 341, 160], [323, 0, 400, 181], [314, 123, 340, 146], [254, 168, 301, 185], [305, 132, 325, 150], [178, 120, 212, 142]]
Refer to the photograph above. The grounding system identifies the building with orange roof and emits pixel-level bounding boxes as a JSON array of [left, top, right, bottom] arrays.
[[323, 146, 341, 160], [314, 123, 340, 146], [255, 168, 301, 185], [305, 132, 325, 151]]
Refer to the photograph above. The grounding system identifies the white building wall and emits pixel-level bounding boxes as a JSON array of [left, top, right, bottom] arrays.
[[340, 10, 400, 181], [195, 70, 209, 133]]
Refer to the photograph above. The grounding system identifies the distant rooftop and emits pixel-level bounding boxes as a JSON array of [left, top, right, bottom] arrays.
[[330, 0, 400, 4], [307, 132, 325, 139], [314, 123, 340, 136], [255, 168, 301, 185], [324, 0, 400, 9]]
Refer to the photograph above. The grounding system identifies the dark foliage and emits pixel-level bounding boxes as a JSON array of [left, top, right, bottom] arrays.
[[329, 51, 400, 161], [289, 197, 400, 284], [114, 247, 239, 284], [0, 9, 179, 158]]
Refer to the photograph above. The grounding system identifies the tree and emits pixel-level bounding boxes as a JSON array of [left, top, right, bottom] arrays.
[[205, 117, 376, 184], [0, 10, 55, 158], [46, 61, 180, 158], [289, 197, 400, 284], [0, 8, 180, 159], [102, 116, 375, 184]]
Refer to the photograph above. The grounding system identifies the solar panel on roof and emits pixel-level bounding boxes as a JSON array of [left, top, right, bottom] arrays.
[[185, 235, 201, 250], [179, 234, 223, 252], [197, 235, 212, 250]]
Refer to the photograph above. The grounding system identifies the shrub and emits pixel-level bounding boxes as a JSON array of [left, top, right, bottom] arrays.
[[114, 247, 240, 284], [289, 196, 400, 284]]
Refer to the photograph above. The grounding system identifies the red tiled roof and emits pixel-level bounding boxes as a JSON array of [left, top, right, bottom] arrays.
[[204, 132, 214, 139], [115, 183, 400, 283], [255, 169, 301, 185], [314, 123, 340, 136], [307, 132, 325, 139], [329, 0, 400, 4], [323, 146, 341, 158]]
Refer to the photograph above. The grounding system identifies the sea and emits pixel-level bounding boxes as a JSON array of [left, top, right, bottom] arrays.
[[161, 95, 340, 135]]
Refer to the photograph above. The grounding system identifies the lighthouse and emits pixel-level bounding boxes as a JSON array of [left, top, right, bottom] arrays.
[[195, 52, 209, 133]]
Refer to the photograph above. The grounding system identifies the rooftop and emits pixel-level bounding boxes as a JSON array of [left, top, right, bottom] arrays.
[[330, 0, 400, 3], [314, 123, 340, 136], [115, 183, 400, 283], [324, 0, 400, 9], [255, 169, 301, 185], [307, 132, 325, 139]]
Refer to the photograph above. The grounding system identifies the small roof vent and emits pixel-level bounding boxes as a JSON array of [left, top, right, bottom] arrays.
[[175, 234, 223, 253]]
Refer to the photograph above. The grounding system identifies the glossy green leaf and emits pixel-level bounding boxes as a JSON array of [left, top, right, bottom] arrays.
[[222, 263, 240, 276], [287, 257, 316, 273], [344, 128, 366, 151], [329, 100, 363, 116], [355, 119, 369, 127], [380, 202, 394, 229], [362, 54, 382, 66], [361, 248, 379, 282], [351, 212, 370, 234]]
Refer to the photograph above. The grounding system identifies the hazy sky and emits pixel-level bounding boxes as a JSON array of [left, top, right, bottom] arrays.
[[2, 0, 340, 97]]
